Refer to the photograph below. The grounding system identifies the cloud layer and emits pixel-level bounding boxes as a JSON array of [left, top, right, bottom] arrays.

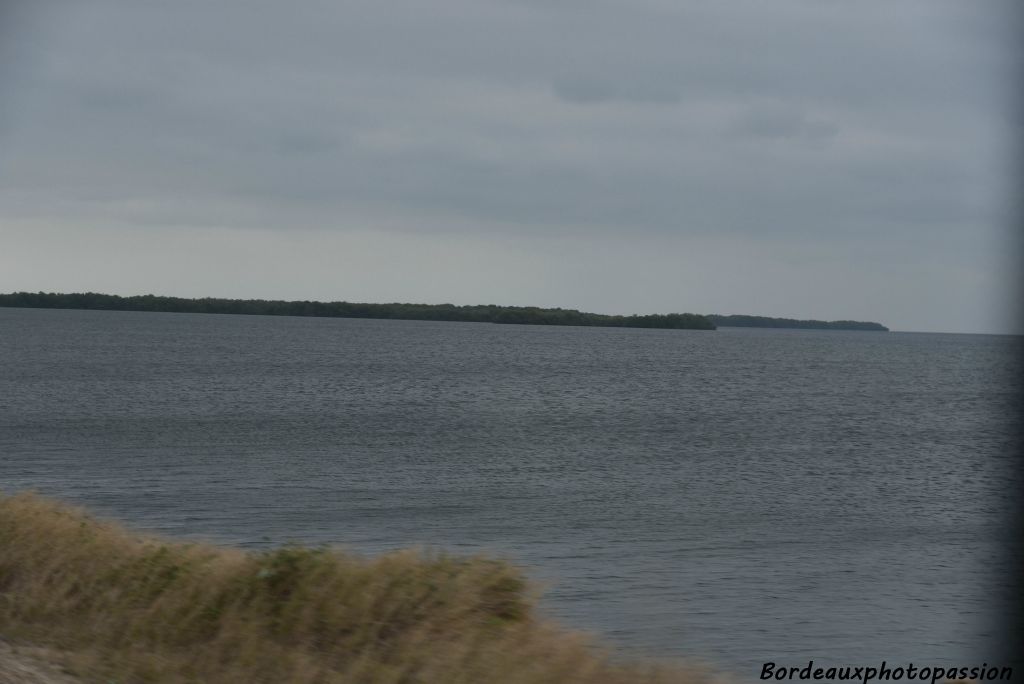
[[1, 0, 1019, 332]]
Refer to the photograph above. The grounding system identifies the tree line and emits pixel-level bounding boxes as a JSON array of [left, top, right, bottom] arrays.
[[0, 292, 717, 330], [707, 314, 888, 331], [0, 293, 889, 331]]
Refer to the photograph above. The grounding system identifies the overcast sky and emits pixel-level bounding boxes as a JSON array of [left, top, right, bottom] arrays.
[[1, 1, 1019, 333]]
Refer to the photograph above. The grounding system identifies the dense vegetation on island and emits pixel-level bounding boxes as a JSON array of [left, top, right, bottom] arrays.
[[0, 291, 715, 330], [0, 292, 889, 332], [707, 314, 888, 331], [0, 493, 711, 684]]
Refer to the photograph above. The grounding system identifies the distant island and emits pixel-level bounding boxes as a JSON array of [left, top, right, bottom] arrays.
[[0, 291, 715, 330], [707, 314, 888, 331], [0, 292, 888, 332]]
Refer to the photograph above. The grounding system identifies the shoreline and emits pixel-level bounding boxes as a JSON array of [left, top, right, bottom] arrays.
[[0, 292, 889, 332]]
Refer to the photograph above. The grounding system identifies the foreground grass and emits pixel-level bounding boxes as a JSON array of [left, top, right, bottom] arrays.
[[0, 493, 715, 684]]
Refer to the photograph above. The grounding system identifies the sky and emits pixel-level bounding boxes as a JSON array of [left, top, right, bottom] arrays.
[[0, 1, 1020, 333]]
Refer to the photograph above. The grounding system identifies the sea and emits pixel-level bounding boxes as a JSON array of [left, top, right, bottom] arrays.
[[1, 307, 1019, 678]]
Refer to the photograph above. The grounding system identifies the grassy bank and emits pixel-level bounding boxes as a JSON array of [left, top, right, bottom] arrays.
[[0, 493, 713, 684]]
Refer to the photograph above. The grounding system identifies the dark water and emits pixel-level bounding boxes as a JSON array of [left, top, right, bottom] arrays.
[[1, 308, 1019, 677]]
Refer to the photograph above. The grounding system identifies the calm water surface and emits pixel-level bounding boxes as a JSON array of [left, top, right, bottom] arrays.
[[1, 308, 1019, 677]]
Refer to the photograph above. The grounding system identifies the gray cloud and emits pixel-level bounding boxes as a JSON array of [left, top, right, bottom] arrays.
[[0, 0, 1018, 333], [552, 74, 684, 105], [727, 105, 839, 142]]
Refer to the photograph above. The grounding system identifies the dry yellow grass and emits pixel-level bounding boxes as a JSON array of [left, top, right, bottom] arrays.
[[0, 493, 716, 684]]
